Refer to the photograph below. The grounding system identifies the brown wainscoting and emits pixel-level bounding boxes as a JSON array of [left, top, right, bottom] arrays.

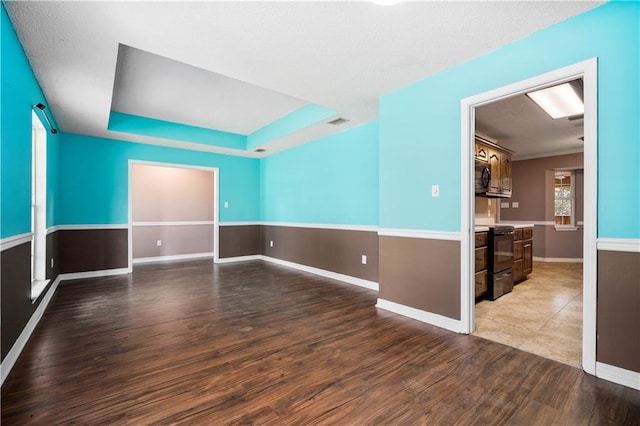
[[133, 225, 214, 259], [597, 250, 640, 373], [58, 229, 128, 273], [379, 236, 460, 320], [46, 230, 59, 280], [261, 226, 378, 282], [219, 225, 261, 258], [544, 226, 584, 259], [1, 242, 34, 361]]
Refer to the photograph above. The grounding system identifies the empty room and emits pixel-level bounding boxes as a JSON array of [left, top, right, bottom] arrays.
[[1, 1, 639, 423]]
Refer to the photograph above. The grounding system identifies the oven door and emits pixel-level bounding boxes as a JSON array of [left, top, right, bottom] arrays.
[[493, 233, 514, 272], [475, 161, 491, 194]]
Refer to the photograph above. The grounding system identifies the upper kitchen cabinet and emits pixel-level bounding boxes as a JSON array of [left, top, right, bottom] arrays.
[[501, 154, 512, 196], [475, 134, 513, 198]]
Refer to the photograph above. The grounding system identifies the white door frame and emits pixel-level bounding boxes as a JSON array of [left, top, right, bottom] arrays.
[[127, 159, 220, 272], [460, 58, 598, 375]]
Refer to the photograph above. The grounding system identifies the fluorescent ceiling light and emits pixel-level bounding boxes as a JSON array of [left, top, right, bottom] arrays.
[[526, 82, 584, 119]]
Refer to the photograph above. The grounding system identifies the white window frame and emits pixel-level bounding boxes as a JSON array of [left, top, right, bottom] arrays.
[[31, 110, 49, 300], [554, 170, 577, 230]]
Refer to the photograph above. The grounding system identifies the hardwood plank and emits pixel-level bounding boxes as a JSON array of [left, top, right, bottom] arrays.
[[2, 260, 639, 424]]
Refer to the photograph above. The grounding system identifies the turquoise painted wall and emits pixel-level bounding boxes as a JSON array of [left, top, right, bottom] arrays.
[[1, 5, 59, 238], [247, 104, 337, 150], [108, 112, 246, 150], [58, 133, 260, 225], [379, 2, 639, 238], [261, 121, 378, 225]]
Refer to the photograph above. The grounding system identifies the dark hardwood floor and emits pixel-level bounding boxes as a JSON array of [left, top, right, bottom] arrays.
[[2, 260, 639, 424]]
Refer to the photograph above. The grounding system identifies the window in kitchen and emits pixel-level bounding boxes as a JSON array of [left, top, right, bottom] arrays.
[[554, 170, 574, 226]]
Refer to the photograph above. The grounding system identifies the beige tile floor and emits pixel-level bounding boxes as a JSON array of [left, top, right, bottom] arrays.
[[473, 261, 583, 368]]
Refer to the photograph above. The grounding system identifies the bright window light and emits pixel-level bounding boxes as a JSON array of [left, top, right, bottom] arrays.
[[526, 83, 584, 119]]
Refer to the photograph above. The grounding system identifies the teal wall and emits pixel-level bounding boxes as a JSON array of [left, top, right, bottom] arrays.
[[108, 111, 246, 150], [247, 104, 337, 150], [1, 5, 59, 238], [379, 2, 639, 238], [261, 121, 378, 225], [58, 134, 260, 225]]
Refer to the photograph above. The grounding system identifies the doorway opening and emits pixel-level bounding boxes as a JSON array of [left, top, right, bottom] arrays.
[[31, 110, 49, 299], [127, 161, 219, 271], [460, 58, 597, 375]]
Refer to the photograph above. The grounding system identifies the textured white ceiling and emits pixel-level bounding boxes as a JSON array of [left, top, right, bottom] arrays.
[[475, 80, 584, 160], [111, 44, 309, 135], [4, 1, 602, 157]]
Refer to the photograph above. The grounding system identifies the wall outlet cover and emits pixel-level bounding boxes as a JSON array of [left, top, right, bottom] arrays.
[[361, 255, 367, 265], [432, 184, 440, 197], [270, 240, 274, 247], [512, 201, 519, 208], [157, 240, 162, 246], [224, 201, 229, 208]]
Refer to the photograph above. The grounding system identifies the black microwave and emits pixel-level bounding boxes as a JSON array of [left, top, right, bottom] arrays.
[[475, 160, 491, 194]]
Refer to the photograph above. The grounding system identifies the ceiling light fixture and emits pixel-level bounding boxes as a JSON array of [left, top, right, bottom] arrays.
[[525, 83, 584, 120], [35, 103, 58, 134]]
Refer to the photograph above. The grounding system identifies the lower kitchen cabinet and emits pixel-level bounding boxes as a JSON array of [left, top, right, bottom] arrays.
[[514, 227, 533, 283], [475, 270, 487, 298], [475, 231, 488, 299]]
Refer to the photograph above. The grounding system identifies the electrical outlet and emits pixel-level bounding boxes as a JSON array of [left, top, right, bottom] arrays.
[[361, 255, 367, 265], [50, 258, 54, 268], [156, 240, 162, 247], [224, 201, 229, 208], [432, 184, 440, 197], [270, 240, 274, 247]]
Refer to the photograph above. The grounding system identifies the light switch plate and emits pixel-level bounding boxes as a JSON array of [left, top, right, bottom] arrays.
[[224, 201, 229, 208], [270, 240, 274, 247], [512, 202, 519, 208], [361, 255, 367, 265], [432, 185, 440, 197], [501, 202, 509, 208], [157, 240, 162, 247]]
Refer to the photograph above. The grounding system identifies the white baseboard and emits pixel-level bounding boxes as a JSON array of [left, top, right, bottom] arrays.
[[261, 255, 379, 291], [133, 252, 214, 265], [217, 255, 262, 264], [596, 362, 640, 390], [1, 276, 61, 386], [533, 256, 583, 263], [376, 298, 463, 333], [58, 268, 130, 281]]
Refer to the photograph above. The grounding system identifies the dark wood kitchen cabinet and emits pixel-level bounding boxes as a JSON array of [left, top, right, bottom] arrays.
[[523, 227, 533, 275], [474, 231, 488, 299], [475, 134, 513, 198], [488, 150, 502, 194], [501, 155, 512, 196], [513, 227, 533, 283]]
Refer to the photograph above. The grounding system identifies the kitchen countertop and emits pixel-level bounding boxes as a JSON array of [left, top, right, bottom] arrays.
[[497, 222, 535, 229], [474, 223, 535, 232]]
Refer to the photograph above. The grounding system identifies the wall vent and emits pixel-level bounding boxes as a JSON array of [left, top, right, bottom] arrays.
[[327, 117, 349, 125], [254, 148, 267, 153]]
